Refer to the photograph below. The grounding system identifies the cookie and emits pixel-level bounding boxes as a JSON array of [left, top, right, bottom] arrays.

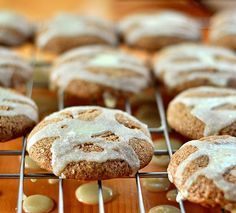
[[209, 10, 236, 50], [50, 45, 150, 104], [153, 43, 236, 95], [36, 13, 118, 53], [167, 86, 236, 139], [0, 10, 33, 46], [27, 106, 154, 180], [118, 10, 201, 50], [0, 47, 33, 88], [167, 135, 236, 211], [0, 87, 38, 142]]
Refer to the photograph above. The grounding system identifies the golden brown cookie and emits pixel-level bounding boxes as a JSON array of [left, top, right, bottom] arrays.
[[118, 10, 201, 50], [36, 13, 118, 53], [0, 47, 33, 88], [153, 43, 236, 95], [0, 87, 38, 142], [167, 135, 236, 211], [209, 10, 236, 50], [50, 45, 150, 104], [27, 106, 154, 180], [0, 10, 33, 46], [167, 86, 236, 139]]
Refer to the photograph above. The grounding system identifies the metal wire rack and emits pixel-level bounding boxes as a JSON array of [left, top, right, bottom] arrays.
[[0, 63, 186, 213]]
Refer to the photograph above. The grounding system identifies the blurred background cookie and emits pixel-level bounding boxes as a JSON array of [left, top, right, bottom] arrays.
[[0, 47, 33, 88], [168, 135, 236, 211], [0, 87, 38, 142], [50, 45, 150, 105], [36, 13, 118, 53], [118, 10, 201, 50], [167, 86, 236, 139], [0, 10, 33, 46], [27, 106, 154, 180], [153, 43, 236, 96], [209, 10, 236, 50]]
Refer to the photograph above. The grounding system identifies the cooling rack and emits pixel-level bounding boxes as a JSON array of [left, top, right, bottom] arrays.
[[0, 63, 186, 213]]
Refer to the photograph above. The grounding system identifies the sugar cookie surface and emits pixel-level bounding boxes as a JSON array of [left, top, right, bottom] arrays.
[[167, 86, 236, 139], [0, 87, 38, 141], [0, 10, 33, 45], [36, 13, 117, 53], [75, 182, 113, 204], [27, 106, 153, 179], [168, 135, 236, 210], [0, 87, 38, 121], [119, 10, 200, 50], [23, 194, 54, 213], [51, 46, 150, 97], [209, 10, 236, 49], [0, 47, 33, 87], [154, 43, 236, 94]]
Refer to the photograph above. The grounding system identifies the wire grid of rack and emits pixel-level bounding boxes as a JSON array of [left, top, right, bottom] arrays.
[[0, 64, 186, 213]]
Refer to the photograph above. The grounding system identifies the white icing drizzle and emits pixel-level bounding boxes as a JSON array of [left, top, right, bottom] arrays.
[[51, 46, 150, 93], [170, 136, 236, 202], [27, 106, 153, 176], [0, 47, 32, 86], [154, 43, 236, 88], [37, 13, 117, 48], [0, 10, 33, 45], [172, 86, 236, 136], [210, 10, 236, 40], [119, 11, 201, 44], [0, 87, 38, 122]]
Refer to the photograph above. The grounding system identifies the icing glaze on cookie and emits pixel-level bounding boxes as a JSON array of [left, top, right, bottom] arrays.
[[27, 106, 153, 176], [154, 43, 236, 88], [37, 13, 117, 48], [173, 86, 236, 136], [51, 46, 150, 93], [210, 10, 236, 40], [168, 136, 236, 202], [119, 11, 201, 44], [0, 87, 38, 122], [0, 10, 32, 44], [0, 48, 32, 86]]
